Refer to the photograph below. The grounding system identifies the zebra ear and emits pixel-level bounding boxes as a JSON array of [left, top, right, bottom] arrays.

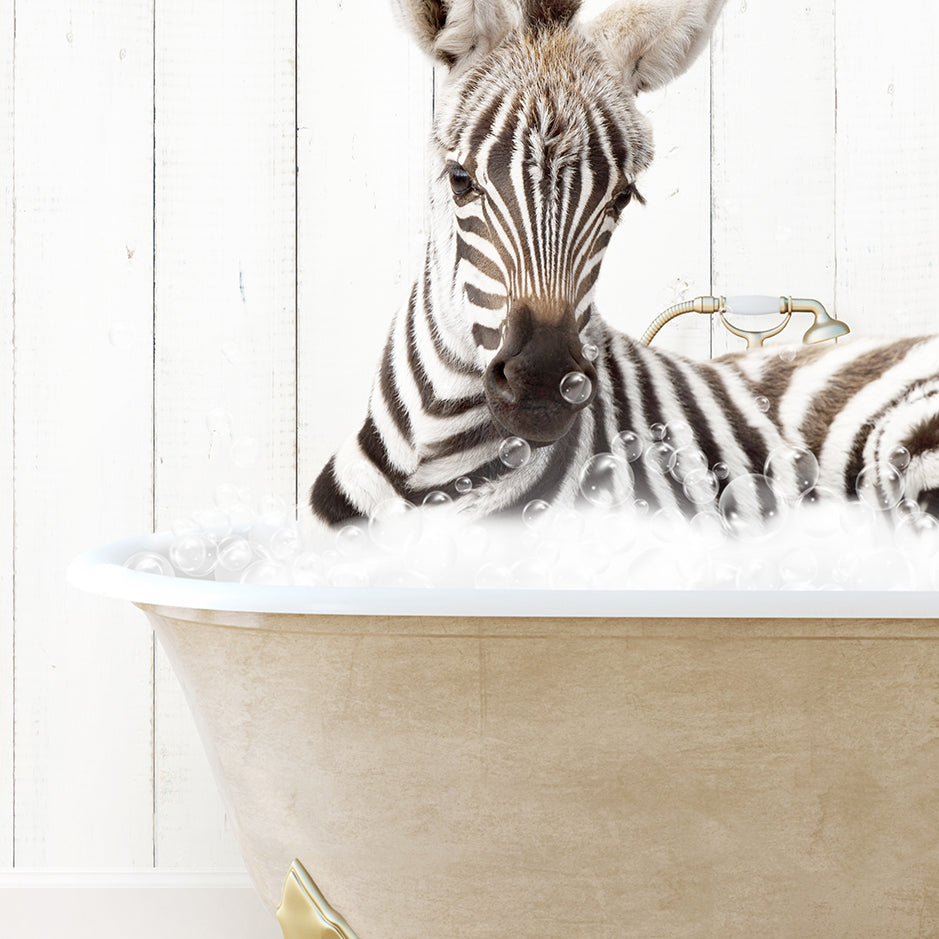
[[392, 0, 525, 67], [585, 0, 726, 94]]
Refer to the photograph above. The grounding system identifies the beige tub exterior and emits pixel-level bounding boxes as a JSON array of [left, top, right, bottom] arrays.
[[140, 602, 939, 938]]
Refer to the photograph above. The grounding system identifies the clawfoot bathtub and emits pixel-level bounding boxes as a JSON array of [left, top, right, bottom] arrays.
[[70, 533, 939, 938]]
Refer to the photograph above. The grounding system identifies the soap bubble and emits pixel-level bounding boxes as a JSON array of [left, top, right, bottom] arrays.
[[510, 556, 551, 588], [682, 469, 719, 505], [763, 446, 820, 495], [423, 490, 453, 508], [688, 510, 724, 544], [455, 476, 473, 494], [409, 523, 458, 580], [712, 461, 730, 481], [499, 436, 531, 469], [169, 532, 217, 576], [798, 485, 837, 510], [626, 546, 674, 589], [643, 441, 676, 475], [216, 536, 254, 572], [385, 570, 434, 589], [719, 473, 787, 539], [895, 511, 939, 550], [777, 345, 798, 364], [192, 506, 231, 541], [336, 524, 367, 557], [549, 508, 586, 541], [664, 420, 694, 448], [582, 341, 600, 362], [241, 559, 288, 585], [795, 486, 842, 536], [779, 547, 819, 585], [888, 445, 911, 472], [232, 436, 261, 469], [649, 423, 667, 441], [328, 564, 369, 588], [459, 523, 491, 564], [292, 552, 326, 586], [845, 549, 912, 590], [205, 408, 233, 437], [579, 453, 633, 508], [649, 508, 687, 543], [855, 463, 905, 511], [522, 499, 551, 529], [632, 498, 650, 515], [669, 446, 708, 483], [227, 501, 256, 532], [475, 562, 514, 589], [258, 493, 289, 526], [368, 498, 421, 551], [755, 395, 771, 413], [737, 557, 782, 590], [839, 500, 881, 539], [559, 371, 593, 405], [269, 525, 302, 561], [896, 498, 924, 520], [124, 551, 174, 577], [612, 430, 643, 463]]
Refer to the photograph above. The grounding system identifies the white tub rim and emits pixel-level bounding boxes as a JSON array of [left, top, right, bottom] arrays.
[[67, 532, 939, 620]]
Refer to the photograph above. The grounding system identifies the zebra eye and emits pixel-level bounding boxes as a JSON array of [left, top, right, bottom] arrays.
[[611, 187, 633, 215], [610, 183, 643, 217], [447, 162, 474, 198]]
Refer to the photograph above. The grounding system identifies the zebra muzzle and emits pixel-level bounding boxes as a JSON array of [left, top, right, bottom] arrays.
[[484, 303, 597, 445]]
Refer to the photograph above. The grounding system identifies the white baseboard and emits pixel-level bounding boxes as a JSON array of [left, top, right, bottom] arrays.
[[0, 871, 282, 939]]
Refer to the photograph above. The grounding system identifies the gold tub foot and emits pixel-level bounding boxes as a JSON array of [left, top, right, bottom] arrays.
[[277, 859, 360, 939]]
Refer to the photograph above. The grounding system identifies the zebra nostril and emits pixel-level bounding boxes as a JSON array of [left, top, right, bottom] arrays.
[[486, 359, 515, 404]]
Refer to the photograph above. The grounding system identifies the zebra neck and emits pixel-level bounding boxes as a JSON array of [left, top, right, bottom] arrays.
[[362, 263, 498, 494]]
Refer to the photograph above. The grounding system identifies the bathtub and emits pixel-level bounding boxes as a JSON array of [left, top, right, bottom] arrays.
[[70, 532, 939, 938]]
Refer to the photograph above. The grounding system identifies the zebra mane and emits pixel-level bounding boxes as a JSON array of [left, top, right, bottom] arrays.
[[526, 0, 582, 28]]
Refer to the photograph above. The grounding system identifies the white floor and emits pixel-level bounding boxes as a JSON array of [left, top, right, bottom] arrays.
[[0, 872, 282, 939]]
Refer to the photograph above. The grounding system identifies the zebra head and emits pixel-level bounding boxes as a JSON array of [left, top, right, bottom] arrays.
[[395, 0, 725, 444]]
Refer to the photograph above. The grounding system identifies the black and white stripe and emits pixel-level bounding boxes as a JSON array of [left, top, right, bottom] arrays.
[[312, 310, 939, 524]]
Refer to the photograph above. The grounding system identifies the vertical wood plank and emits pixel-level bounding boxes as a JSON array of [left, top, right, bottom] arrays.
[[578, 0, 711, 358], [13, 2, 155, 866], [154, 0, 296, 868], [835, 1, 939, 338], [0, 0, 14, 871], [592, 53, 712, 358], [297, 1, 434, 493], [711, 2, 836, 356]]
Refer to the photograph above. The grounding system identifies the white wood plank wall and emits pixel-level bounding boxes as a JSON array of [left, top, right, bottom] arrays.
[[0, 0, 13, 874], [835, 0, 939, 336], [711, 0, 837, 355], [1, 3, 938, 936], [153, 0, 296, 871], [13, 2, 155, 868]]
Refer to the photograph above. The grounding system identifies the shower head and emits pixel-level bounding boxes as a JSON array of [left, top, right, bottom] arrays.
[[799, 299, 851, 344]]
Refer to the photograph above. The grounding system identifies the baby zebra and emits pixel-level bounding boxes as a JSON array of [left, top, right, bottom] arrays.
[[310, 0, 939, 526]]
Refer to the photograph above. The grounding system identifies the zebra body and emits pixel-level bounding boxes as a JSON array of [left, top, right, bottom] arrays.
[[309, 0, 939, 526], [312, 298, 939, 522]]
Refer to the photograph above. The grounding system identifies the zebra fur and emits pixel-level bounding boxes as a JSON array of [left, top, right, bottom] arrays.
[[310, 0, 939, 527], [312, 305, 939, 523]]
